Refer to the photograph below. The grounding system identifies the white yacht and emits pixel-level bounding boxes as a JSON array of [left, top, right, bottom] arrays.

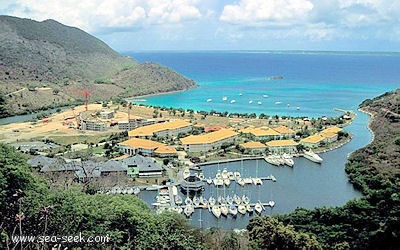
[[175, 195, 183, 205], [249, 100, 253, 104], [222, 96, 228, 101], [230, 100, 236, 103], [221, 168, 228, 179], [228, 172, 235, 181], [246, 204, 254, 214], [303, 150, 323, 163], [282, 153, 295, 167], [257, 101, 262, 105], [206, 98, 212, 102]]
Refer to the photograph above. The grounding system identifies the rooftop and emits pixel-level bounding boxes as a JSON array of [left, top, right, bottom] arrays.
[[321, 126, 342, 134], [266, 139, 298, 147], [119, 138, 165, 150], [300, 134, 325, 144], [180, 129, 238, 145], [273, 125, 295, 134], [240, 126, 280, 137]]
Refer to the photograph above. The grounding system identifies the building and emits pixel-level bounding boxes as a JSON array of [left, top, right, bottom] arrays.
[[320, 126, 342, 143], [122, 155, 163, 178], [273, 125, 295, 139], [100, 111, 114, 119], [266, 139, 299, 154], [80, 119, 106, 131], [180, 129, 239, 152], [117, 138, 177, 157], [100, 160, 127, 177], [118, 118, 158, 131], [240, 141, 267, 154], [300, 134, 325, 148], [240, 126, 280, 141], [128, 119, 192, 138]]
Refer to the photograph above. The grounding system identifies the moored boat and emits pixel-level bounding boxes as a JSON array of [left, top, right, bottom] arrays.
[[211, 205, 221, 218], [238, 204, 247, 215], [246, 204, 254, 214], [229, 204, 238, 217], [282, 153, 295, 167], [303, 150, 323, 163], [268, 200, 276, 208], [184, 205, 194, 217], [220, 204, 229, 216], [254, 202, 263, 214], [175, 195, 183, 205]]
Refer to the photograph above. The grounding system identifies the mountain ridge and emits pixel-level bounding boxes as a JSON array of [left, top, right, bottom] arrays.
[[0, 15, 197, 116]]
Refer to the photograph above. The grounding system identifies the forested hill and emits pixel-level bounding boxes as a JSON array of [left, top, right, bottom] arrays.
[[0, 15, 197, 116]]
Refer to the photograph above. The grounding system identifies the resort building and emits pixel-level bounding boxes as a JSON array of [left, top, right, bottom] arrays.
[[273, 125, 296, 139], [117, 138, 177, 157], [240, 141, 267, 154], [128, 119, 192, 138], [266, 139, 299, 154], [180, 129, 239, 153], [300, 134, 325, 148], [240, 126, 280, 141], [320, 126, 343, 143]]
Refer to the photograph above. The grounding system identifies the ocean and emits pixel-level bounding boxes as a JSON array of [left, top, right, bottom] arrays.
[[126, 51, 399, 118]]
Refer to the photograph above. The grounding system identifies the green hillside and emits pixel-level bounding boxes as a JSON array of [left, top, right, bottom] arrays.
[[0, 15, 196, 116]]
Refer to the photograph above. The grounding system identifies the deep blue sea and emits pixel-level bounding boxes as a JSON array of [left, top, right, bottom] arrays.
[[128, 51, 398, 229], [126, 51, 399, 118]]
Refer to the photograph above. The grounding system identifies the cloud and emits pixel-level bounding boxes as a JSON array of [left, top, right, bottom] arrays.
[[3, 0, 202, 33], [220, 0, 314, 26]]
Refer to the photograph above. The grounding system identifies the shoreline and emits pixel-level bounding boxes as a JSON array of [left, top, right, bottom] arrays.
[[127, 86, 197, 100], [358, 107, 375, 144]]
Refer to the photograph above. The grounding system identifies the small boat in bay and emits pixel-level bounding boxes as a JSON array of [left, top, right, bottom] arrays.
[[303, 150, 323, 163], [212, 205, 221, 218], [184, 205, 194, 217], [268, 200, 276, 208], [222, 96, 228, 101], [220, 204, 229, 216], [206, 98, 212, 102], [246, 204, 254, 214], [238, 204, 247, 215], [254, 202, 263, 214], [229, 204, 238, 217]]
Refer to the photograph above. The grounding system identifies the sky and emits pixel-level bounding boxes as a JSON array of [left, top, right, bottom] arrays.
[[1, 0, 400, 52]]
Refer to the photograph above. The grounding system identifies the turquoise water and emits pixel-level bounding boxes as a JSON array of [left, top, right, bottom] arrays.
[[127, 51, 399, 118], [130, 51, 394, 229]]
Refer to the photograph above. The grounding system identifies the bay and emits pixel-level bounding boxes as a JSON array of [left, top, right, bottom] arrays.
[[129, 51, 394, 229]]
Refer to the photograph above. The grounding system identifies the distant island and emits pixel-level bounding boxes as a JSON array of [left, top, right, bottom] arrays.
[[0, 15, 197, 117]]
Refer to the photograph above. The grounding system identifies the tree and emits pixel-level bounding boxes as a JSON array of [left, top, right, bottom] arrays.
[[247, 216, 322, 250]]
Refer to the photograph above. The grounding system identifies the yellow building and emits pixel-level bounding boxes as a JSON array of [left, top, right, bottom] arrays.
[[240, 141, 267, 154], [180, 129, 239, 152], [266, 139, 298, 154], [118, 138, 177, 157], [240, 126, 280, 140], [128, 119, 192, 138], [300, 134, 325, 148], [321, 126, 342, 134], [273, 125, 295, 138]]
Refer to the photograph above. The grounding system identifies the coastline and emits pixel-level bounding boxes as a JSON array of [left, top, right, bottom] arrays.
[[127, 86, 197, 101], [358, 107, 375, 144]]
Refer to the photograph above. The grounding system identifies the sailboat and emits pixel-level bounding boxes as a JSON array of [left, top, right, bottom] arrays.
[[238, 204, 247, 215], [220, 203, 229, 216], [193, 196, 200, 206], [208, 196, 216, 206], [226, 195, 234, 205], [233, 194, 241, 205], [184, 205, 194, 217], [211, 205, 221, 218], [229, 204, 238, 217], [254, 202, 263, 214], [246, 204, 254, 214]]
